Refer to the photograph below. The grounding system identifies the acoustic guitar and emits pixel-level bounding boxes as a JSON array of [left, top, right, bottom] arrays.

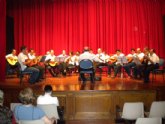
[[108, 57, 117, 64], [7, 58, 18, 66], [126, 56, 133, 63], [49, 61, 58, 67]]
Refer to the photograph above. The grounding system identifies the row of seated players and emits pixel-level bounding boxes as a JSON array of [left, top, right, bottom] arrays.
[[0, 85, 60, 124], [6, 46, 160, 83]]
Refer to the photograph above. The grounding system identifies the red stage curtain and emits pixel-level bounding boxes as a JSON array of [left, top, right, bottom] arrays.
[[7, 0, 165, 57], [0, 0, 6, 81]]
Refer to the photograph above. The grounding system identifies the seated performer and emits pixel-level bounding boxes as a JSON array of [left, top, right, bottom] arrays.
[[133, 48, 145, 78], [28, 48, 45, 80], [111, 50, 127, 78], [96, 48, 111, 77], [18, 46, 40, 84], [143, 47, 159, 83], [64, 51, 76, 73], [45, 50, 60, 77], [122, 48, 138, 78], [5, 49, 19, 75], [57, 50, 68, 62], [79, 47, 102, 83], [74, 51, 80, 66], [57, 50, 68, 76]]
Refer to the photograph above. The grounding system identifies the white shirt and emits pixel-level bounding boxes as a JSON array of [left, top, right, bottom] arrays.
[[65, 56, 76, 65], [57, 54, 68, 62], [137, 52, 145, 60], [28, 53, 36, 60], [45, 54, 56, 62], [37, 93, 59, 106], [5, 53, 18, 60], [79, 51, 102, 63], [96, 53, 110, 63], [18, 52, 28, 71], [149, 53, 159, 64]]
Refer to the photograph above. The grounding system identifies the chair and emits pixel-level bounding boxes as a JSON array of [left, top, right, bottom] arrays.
[[120, 102, 144, 123], [37, 104, 59, 119], [152, 58, 165, 82], [18, 63, 33, 85], [10, 103, 22, 111], [79, 59, 95, 82], [18, 119, 44, 124], [148, 101, 165, 118], [122, 102, 144, 119], [135, 118, 162, 124]]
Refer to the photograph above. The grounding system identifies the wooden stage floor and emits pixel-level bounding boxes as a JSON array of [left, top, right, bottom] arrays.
[[1, 73, 165, 91]]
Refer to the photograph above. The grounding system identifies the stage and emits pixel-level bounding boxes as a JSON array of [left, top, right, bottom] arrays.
[[1, 73, 165, 124]]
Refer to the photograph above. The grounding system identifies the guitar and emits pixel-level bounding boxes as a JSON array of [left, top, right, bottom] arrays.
[[108, 57, 117, 64], [49, 61, 58, 67], [7, 58, 18, 66], [25, 58, 38, 67], [127, 56, 133, 63]]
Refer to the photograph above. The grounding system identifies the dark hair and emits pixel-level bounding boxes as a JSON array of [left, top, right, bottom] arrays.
[[44, 85, 52, 93], [116, 49, 121, 52], [20, 45, 27, 51], [131, 48, 135, 51]]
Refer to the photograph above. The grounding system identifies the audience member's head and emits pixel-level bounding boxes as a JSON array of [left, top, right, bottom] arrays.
[[0, 89, 4, 106], [44, 85, 53, 94], [19, 88, 36, 105]]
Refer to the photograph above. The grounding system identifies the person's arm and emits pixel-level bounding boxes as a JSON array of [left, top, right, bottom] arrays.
[[42, 116, 56, 124]]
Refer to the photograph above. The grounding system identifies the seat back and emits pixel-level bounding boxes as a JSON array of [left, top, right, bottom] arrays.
[[19, 120, 44, 124], [159, 58, 164, 67], [149, 101, 165, 118], [122, 102, 144, 120], [10, 103, 22, 111], [37, 104, 59, 119], [135, 118, 162, 124], [79, 59, 93, 70]]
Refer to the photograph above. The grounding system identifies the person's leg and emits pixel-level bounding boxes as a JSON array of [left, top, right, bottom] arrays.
[[34, 65, 45, 80], [24, 67, 39, 84]]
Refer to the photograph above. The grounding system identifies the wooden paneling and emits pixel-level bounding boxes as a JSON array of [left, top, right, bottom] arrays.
[[52, 90, 156, 120]]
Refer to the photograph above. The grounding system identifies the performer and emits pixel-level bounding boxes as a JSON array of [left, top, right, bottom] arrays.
[[45, 50, 60, 77], [5, 49, 19, 75], [143, 47, 159, 83], [122, 48, 138, 78], [95, 48, 111, 77], [28, 48, 45, 80], [74, 51, 80, 66], [133, 48, 145, 79], [79, 47, 102, 83], [17, 46, 40, 84], [57, 50, 68, 76], [57, 50, 68, 62], [111, 50, 127, 78]]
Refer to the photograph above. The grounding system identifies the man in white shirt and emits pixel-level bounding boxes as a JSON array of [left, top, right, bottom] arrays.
[[18, 46, 40, 84], [37, 85, 59, 106], [111, 50, 127, 78], [143, 48, 159, 83], [45, 50, 60, 77], [5, 49, 19, 75], [28, 49, 45, 80], [79, 47, 102, 83]]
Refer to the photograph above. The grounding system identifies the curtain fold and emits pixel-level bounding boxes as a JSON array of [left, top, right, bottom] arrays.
[[0, 0, 6, 81], [7, 0, 165, 58]]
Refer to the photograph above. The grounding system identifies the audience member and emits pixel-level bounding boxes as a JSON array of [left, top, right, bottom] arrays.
[[14, 87, 56, 124], [0, 89, 13, 124], [37, 85, 59, 106]]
